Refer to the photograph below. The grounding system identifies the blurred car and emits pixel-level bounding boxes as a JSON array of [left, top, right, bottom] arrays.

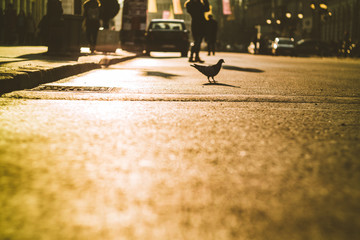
[[144, 19, 189, 57], [294, 39, 334, 57], [271, 37, 295, 55]]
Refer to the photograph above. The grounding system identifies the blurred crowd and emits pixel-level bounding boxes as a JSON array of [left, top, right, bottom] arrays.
[[0, 2, 359, 58], [0, 3, 37, 46]]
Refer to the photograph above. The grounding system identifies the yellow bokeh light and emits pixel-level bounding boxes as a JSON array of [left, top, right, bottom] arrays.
[[319, 3, 327, 9]]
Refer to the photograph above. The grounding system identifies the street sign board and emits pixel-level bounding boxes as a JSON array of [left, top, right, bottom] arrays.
[[120, 0, 147, 51]]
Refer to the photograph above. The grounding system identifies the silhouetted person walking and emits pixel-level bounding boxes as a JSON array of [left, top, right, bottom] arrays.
[[185, 0, 209, 63], [4, 3, 17, 45], [206, 14, 217, 56], [0, 8, 4, 43], [17, 10, 26, 45], [83, 0, 101, 53], [26, 13, 36, 45], [46, 0, 64, 53]]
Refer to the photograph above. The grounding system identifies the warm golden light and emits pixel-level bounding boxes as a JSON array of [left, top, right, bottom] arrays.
[[310, 3, 315, 9], [319, 3, 327, 9], [266, 19, 272, 24], [286, 12, 292, 18], [298, 13, 304, 19], [148, 0, 157, 13], [328, 12, 332, 16], [80, 47, 91, 53], [276, 19, 281, 24]]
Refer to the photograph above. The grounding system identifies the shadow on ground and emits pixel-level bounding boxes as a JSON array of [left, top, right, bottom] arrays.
[[19, 53, 81, 61], [203, 82, 241, 88], [0, 52, 81, 65], [223, 65, 264, 73], [142, 71, 179, 79], [146, 55, 185, 59]]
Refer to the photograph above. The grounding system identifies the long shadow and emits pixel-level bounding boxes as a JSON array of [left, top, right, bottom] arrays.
[[149, 56, 183, 59], [223, 65, 264, 73], [18, 53, 80, 61], [203, 82, 241, 88], [0, 58, 29, 65], [139, 54, 184, 59], [1, 52, 81, 66], [142, 70, 179, 79]]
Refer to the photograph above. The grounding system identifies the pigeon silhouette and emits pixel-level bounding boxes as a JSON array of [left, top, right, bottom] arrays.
[[190, 59, 225, 83]]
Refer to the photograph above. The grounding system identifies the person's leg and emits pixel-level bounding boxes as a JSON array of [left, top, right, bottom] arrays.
[[89, 25, 97, 53], [207, 41, 211, 55], [189, 43, 195, 62], [92, 27, 98, 52], [210, 40, 215, 55], [190, 25, 205, 62], [190, 25, 201, 62], [86, 25, 92, 49], [194, 34, 204, 62]]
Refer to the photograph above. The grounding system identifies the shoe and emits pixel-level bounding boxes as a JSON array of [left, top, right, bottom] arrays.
[[189, 58, 195, 62], [195, 58, 204, 63]]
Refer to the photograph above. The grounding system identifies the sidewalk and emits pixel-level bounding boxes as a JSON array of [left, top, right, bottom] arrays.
[[0, 46, 139, 94]]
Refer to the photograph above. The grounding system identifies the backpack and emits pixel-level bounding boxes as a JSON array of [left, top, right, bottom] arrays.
[[87, 6, 99, 20]]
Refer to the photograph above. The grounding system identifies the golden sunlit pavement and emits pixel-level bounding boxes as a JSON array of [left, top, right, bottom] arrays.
[[1, 53, 360, 240]]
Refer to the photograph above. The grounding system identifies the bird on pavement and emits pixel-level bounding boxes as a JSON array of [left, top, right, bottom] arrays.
[[190, 59, 225, 83]]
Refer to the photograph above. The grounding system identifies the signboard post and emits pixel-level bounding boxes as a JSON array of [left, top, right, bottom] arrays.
[[120, 0, 147, 51]]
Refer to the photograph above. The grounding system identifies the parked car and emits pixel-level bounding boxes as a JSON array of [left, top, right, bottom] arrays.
[[144, 19, 189, 57], [295, 39, 334, 57], [271, 37, 295, 55]]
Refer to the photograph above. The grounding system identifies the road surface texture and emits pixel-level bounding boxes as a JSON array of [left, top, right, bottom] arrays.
[[1, 52, 360, 240]]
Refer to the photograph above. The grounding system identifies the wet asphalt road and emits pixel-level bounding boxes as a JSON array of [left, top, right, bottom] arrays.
[[1, 52, 360, 240]]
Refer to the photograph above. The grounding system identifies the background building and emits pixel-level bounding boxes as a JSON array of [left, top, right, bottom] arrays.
[[1, 0, 46, 28], [238, 0, 360, 49], [1, 0, 359, 52], [0, 0, 123, 45]]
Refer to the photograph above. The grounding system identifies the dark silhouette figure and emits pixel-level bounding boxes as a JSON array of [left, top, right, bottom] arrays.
[[4, 3, 17, 45], [39, 0, 64, 53], [99, 0, 120, 29], [185, 0, 210, 63], [83, 0, 101, 53], [38, 15, 49, 45], [48, 0, 64, 52], [25, 13, 36, 45], [46, 0, 64, 24], [0, 8, 4, 43], [17, 10, 26, 45], [206, 14, 217, 56], [191, 59, 224, 83]]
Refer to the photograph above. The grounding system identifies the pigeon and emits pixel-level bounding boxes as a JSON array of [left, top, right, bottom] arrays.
[[190, 59, 225, 83]]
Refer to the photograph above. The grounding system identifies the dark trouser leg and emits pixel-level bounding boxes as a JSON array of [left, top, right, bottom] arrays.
[[86, 27, 92, 50], [190, 25, 204, 62], [209, 40, 215, 55], [193, 34, 202, 59], [86, 24, 98, 53]]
